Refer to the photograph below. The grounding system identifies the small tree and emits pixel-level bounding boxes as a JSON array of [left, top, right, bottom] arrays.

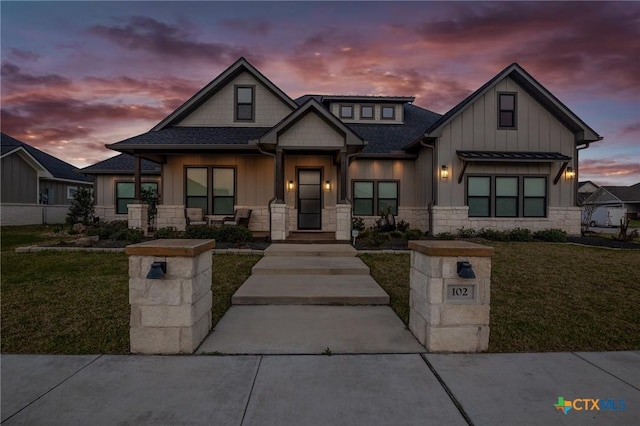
[[66, 187, 95, 225], [141, 187, 160, 231]]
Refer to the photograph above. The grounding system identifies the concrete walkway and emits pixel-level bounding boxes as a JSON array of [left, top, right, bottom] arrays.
[[198, 244, 422, 354], [2, 351, 638, 425]]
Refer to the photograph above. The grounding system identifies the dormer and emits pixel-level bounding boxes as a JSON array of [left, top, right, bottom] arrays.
[[321, 96, 415, 124]]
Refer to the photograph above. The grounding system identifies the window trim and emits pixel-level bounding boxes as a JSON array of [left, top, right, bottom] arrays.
[[360, 105, 375, 120], [466, 175, 548, 218], [66, 186, 78, 200], [497, 92, 517, 129], [184, 166, 237, 215], [234, 85, 255, 122], [339, 104, 354, 119], [352, 179, 400, 216], [381, 106, 396, 120], [115, 181, 158, 215]]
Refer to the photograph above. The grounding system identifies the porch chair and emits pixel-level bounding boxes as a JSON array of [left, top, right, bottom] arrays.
[[223, 208, 252, 228], [185, 208, 207, 226]]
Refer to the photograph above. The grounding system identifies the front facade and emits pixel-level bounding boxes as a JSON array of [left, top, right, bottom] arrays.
[[1, 133, 94, 225], [88, 58, 601, 239]]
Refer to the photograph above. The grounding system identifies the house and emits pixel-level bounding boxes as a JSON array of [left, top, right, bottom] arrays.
[[81, 153, 161, 222], [1, 133, 93, 225], [582, 183, 640, 225], [577, 180, 600, 206], [88, 58, 601, 239]]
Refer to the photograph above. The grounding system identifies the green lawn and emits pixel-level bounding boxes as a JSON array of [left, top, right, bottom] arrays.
[[361, 243, 640, 352], [3, 226, 639, 353]]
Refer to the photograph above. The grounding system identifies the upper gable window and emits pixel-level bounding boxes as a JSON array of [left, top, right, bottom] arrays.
[[360, 105, 374, 120], [340, 105, 354, 119], [381, 106, 395, 120], [235, 86, 254, 122], [498, 92, 517, 129]]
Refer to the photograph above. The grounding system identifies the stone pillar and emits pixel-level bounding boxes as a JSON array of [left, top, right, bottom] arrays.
[[270, 203, 288, 241], [127, 204, 149, 235], [126, 239, 215, 354], [335, 203, 351, 241], [408, 240, 493, 352]]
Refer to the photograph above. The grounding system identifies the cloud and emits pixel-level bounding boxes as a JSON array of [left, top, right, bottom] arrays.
[[88, 16, 263, 66], [220, 19, 272, 36], [621, 121, 640, 135], [8, 48, 41, 62], [580, 158, 640, 184], [1, 62, 72, 88]]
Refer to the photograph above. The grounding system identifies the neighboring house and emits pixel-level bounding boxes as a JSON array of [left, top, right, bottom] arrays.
[[582, 184, 640, 225], [81, 153, 161, 222], [89, 58, 601, 240], [577, 180, 600, 206], [1, 133, 93, 225]]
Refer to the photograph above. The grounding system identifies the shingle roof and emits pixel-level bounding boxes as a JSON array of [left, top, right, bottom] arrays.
[[457, 151, 571, 162], [602, 185, 640, 202], [1, 133, 93, 182], [81, 153, 161, 174], [108, 126, 272, 148]]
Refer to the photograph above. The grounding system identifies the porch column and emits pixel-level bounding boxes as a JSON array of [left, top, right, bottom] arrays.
[[134, 155, 142, 202], [339, 151, 348, 203], [275, 150, 285, 203]]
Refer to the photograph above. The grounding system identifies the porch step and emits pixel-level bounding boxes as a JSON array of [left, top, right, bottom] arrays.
[[264, 244, 357, 257], [251, 256, 369, 275], [282, 232, 344, 244], [232, 275, 389, 305]]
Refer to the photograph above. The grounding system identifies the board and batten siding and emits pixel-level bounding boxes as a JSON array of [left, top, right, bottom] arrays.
[[1, 154, 38, 203], [40, 180, 90, 205], [93, 175, 161, 208], [437, 76, 576, 208], [348, 159, 420, 208], [284, 155, 338, 209], [163, 154, 273, 206], [278, 112, 344, 148], [176, 72, 294, 127]]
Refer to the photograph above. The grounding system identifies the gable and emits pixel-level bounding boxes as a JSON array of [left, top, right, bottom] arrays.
[[176, 71, 294, 127], [277, 111, 345, 148]]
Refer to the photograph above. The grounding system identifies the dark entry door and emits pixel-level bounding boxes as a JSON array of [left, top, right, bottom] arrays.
[[298, 169, 322, 230]]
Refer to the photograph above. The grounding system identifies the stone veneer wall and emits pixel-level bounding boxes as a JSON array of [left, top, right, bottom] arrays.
[[335, 204, 351, 241], [431, 206, 582, 236], [94, 206, 125, 223], [271, 203, 288, 240], [156, 205, 188, 231]]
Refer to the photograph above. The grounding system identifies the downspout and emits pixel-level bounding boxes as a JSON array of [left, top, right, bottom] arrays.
[[420, 136, 436, 235], [256, 142, 277, 242], [575, 142, 591, 207], [344, 152, 361, 204]]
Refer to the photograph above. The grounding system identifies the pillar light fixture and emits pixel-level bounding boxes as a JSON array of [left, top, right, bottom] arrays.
[[457, 261, 475, 279], [324, 180, 331, 191], [565, 166, 575, 179], [441, 165, 449, 179], [146, 261, 167, 280], [287, 180, 295, 191]]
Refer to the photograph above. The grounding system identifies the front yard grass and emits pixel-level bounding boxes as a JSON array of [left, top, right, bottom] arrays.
[[361, 242, 640, 352]]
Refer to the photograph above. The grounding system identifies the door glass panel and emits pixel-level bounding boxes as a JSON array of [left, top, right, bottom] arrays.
[[299, 185, 320, 199], [300, 199, 320, 214], [299, 170, 321, 185]]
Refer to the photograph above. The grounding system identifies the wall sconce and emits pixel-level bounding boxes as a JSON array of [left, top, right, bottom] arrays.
[[146, 261, 167, 280], [441, 165, 449, 179], [287, 180, 295, 191], [324, 180, 331, 191], [457, 261, 475, 279], [565, 166, 575, 179]]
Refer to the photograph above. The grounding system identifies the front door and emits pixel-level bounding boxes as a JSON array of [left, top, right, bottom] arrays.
[[297, 169, 322, 230]]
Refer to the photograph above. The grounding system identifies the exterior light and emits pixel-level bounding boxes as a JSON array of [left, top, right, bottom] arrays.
[[457, 261, 475, 279], [146, 261, 167, 280], [565, 166, 575, 179], [324, 180, 331, 191], [287, 180, 295, 191], [441, 165, 449, 179]]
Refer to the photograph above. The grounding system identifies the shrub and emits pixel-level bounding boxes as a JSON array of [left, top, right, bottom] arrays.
[[155, 226, 181, 239], [404, 229, 424, 241], [215, 225, 253, 244], [111, 228, 144, 243], [66, 187, 95, 225], [390, 230, 403, 239], [533, 229, 567, 242], [352, 217, 366, 231], [435, 232, 456, 240], [366, 231, 391, 247], [507, 228, 533, 242], [457, 227, 477, 239], [87, 220, 129, 240], [477, 228, 508, 241], [357, 229, 372, 239], [184, 225, 218, 239], [396, 219, 410, 232]]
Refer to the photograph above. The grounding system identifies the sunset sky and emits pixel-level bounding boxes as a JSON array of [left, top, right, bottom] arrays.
[[1, 1, 638, 185]]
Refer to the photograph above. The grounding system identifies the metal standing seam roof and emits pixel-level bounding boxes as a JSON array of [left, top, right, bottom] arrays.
[[456, 151, 572, 162], [1, 132, 93, 182]]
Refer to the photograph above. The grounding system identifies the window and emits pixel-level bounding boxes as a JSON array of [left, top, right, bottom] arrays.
[[116, 182, 158, 214], [340, 105, 354, 119], [467, 176, 547, 218], [212, 168, 235, 215], [360, 105, 374, 119], [235, 86, 254, 121], [498, 93, 516, 128], [353, 181, 374, 216], [381, 106, 395, 120], [378, 181, 398, 215], [495, 177, 518, 217], [67, 186, 77, 200], [467, 177, 491, 217], [186, 168, 208, 214], [185, 167, 236, 215], [523, 177, 547, 217], [353, 180, 399, 216]]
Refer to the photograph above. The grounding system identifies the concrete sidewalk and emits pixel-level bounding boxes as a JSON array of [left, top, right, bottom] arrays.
[[2, 351, 638, 425]]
